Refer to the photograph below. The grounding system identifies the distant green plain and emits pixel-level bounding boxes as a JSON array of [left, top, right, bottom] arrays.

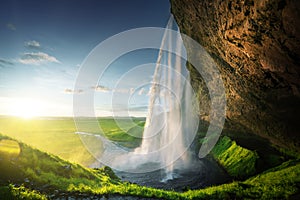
[[0, 116, 145, 166]]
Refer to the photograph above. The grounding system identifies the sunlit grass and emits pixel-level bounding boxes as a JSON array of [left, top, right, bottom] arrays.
[[211, 136, 259, 178], [0, 116, 145, 166], [0, 184, 47, 200], [100, 118, 144, 148], [0, 133, 299, 199], [0, 116, 94, 166], [68, 159, 300, 199], [0, 139, 21, 158], [0, 117, 298, 199], [0, 134, 120, 196]]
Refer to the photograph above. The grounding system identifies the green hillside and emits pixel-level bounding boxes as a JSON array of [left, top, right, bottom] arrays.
[[1, 133, 299, 199]]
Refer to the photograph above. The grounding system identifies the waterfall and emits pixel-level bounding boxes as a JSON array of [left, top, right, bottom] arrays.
[[75, 15, 199, 181], [135, 15, 198, 181]]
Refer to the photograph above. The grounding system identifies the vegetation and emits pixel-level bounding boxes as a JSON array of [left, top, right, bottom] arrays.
[[0, 116, 145, 166], [211, 136, 259, 178], [0, 117, 94, 166], [0, 139, 21, 157], [0, 133, 120, 198], [182, 159, 300, 199], [0, 116, 299, 199], [0, 185, 47, 200], [98, 118, 144, 148], [67, 158, 300, 199]]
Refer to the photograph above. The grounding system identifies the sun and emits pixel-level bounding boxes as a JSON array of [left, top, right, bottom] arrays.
[[9, 98, 43, 119]]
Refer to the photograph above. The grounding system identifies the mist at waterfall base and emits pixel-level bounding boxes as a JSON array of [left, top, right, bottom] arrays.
[[76, 16, 229, 190]]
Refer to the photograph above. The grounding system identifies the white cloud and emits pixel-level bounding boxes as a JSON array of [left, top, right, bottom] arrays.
[[25, 40, 41, 48], [19, 52, 60, 65], [106, 87, 149, 95], [64, 88, 84, 94], [93, 85, 111, 92], [6, 23, 16, 31]]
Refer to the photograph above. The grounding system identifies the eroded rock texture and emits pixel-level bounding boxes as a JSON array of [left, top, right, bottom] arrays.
[[170, 0, 300, 150]]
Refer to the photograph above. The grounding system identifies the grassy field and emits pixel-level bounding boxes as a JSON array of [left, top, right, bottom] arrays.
[[1, 116, 299, 199], [0, 116, 145, 166], [0, 133, 299, 199]]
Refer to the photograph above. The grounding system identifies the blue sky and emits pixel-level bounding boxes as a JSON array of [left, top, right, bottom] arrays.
[[0, 0, 171, 117]]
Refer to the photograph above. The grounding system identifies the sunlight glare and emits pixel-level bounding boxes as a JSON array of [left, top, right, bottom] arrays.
[[9, 98, 44, 119]]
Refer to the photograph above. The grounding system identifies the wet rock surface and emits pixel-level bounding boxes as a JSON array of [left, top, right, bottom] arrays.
[[170, 0, 300, 150]]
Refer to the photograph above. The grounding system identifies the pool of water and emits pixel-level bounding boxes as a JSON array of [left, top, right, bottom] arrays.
[[114, 155, 230, 191]]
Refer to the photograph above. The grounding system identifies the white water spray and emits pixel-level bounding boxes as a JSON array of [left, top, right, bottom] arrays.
[[135, 15, 198, 180]]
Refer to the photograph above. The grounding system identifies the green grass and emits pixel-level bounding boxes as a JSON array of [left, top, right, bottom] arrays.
[[0, 133, 178, 199], [0, 134, 120, 184], [0, 139, 21, 158], [0, 116, 145, 166], [0, 133, 121, 198], [0, 184, 47, 200], [181, 159, 300, 199], [0, 116, 299, 199], [0, 116, 94, 166], [211, 136, 259, 178], [0, 133, 299, 199], [99, 118, 144, 148], [67, 159, 300, 199]]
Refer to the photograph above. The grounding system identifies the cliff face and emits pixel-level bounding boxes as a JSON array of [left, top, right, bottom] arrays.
[[170, 0, 300, 150]]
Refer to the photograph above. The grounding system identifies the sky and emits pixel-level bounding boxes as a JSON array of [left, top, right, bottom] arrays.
[[0, 0, 171, 117]]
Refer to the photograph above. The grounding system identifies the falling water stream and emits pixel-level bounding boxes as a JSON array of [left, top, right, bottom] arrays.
[[134, 15, 198, 181], [75, 15, 230, 190]]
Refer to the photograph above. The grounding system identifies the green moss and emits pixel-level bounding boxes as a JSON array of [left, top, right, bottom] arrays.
[[181, 159, 300, 199], [0, 184, 47, 200], [211, 136, 259, 178], [274, 145, 300, 159]]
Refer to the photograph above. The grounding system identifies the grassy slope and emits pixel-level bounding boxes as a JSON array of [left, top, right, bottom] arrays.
[[181, 159, 300, 199], [1, 133, 299, 199], [0, 133, 120, 199], [68, 159, 300, 200], [211, 136, 259, 178]]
